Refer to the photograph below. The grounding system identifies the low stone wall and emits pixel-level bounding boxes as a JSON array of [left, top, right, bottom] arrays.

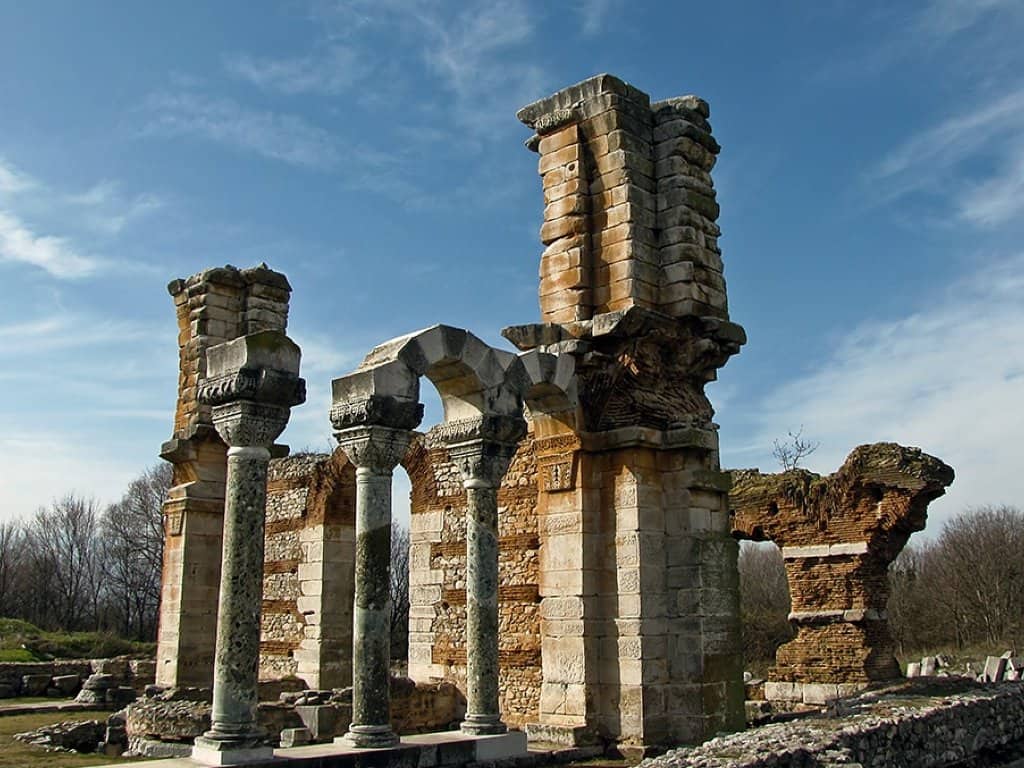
[[0, 658, 154, 699], [641, 680, 1024, 768]]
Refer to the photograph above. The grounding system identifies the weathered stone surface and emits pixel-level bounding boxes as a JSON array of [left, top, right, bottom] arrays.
[[14, 719, 105, 753], [639, 680, 1024, 768], [193, 330, 304, 760], [730, 444, 954, 695]]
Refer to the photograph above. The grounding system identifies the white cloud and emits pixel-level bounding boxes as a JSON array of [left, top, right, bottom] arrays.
[[422, 1, 548, 135], [734, 253, 1024, 532], [0, 158, 37, 195], [226, 45, 367, 95], [577, 0, 616, 37], [919, 0, 1022, 39], [958, 146, 1024, 226], [869, 86, 1024, 226], [0, 210, 99, 278], [142, 92, 342, 169]]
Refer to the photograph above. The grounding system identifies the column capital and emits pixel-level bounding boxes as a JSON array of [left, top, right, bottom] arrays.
[[438, 414, 527, 489], [335, 425, 414, 472], [197, 332, 306, 450]]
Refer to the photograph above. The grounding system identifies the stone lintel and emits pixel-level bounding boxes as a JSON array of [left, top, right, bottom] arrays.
[[503, 309, 745, 350], [781, 542, 869, 559], [517, 73, 651, 130], [579, 424, 717, 453]]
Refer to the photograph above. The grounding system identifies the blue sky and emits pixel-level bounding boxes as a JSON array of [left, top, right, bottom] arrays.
[[1, 0, 1022, 533]]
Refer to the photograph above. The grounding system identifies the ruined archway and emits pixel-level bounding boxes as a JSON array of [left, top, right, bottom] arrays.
[[729, 444, 954, 704]]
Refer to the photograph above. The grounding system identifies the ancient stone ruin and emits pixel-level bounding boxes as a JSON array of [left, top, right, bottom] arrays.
[[730, 444, 954, 704], [143, 74, 968, 766]]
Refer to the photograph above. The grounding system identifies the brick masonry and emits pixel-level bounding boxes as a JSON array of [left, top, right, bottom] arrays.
[[729, 444, 954, 701]]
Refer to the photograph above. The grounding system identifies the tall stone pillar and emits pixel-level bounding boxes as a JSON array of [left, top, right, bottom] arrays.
[[191, 331, 305, 766], [443, 415, 527, 735], [333, 425, 414, 748], [157, 264, 291, 688]]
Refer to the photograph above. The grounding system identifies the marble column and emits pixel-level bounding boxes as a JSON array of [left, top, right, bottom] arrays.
[[334, 424, 414, 748], [192, 333, 305, 766], [445, 415, 526, 736]]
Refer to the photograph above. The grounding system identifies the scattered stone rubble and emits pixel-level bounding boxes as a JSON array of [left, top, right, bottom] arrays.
[[907, 652, 1024, 683], [640, 679, 1024, 768]]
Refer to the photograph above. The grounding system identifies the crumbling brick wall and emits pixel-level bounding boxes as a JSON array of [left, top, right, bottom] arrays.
[[406, 426, 541, 729], [262, 450, 355, 690], [729, 443, 954, 702]]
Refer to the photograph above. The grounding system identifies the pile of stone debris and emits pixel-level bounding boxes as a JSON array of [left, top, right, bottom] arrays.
[[14, 711, 127, 756], [906, 651, 1022, 682]]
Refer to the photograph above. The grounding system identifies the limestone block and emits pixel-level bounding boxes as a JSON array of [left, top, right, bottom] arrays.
[[537, 124, 579, 155]]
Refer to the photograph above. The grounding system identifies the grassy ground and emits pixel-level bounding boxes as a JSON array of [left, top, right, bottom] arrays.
[[0, 710, 147, 767], [0, 619, 154, 662]]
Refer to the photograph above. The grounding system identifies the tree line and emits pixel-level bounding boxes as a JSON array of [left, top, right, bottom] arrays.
[[0, 465, 170, 640], [739, 504, 1024, 669]]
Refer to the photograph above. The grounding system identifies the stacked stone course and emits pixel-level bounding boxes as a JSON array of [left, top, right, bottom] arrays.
[[518, 74, 727, 322], [261, 450, 355, 689]]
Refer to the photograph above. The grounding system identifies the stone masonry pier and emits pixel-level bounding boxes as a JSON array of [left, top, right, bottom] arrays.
[[729, 444, 954, 704]]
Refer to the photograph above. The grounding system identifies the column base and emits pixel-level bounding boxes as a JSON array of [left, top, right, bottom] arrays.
[[192, 736, 274, 766], [461, 714, 508, 736], [336, 724, 400, 748]]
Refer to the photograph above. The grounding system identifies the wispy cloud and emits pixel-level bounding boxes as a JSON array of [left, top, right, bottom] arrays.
[[0, 158, 37, 195], [420, 2, 548, 136], [0, 210, 99, 278], [918, 0, 1022, 39], [0, 157, 162, 277], [576, 0, 616, 37], [66, 180, 164, 235], [225, 44, 368, 95], [868, 86, 1024, 227], [142, 91, 342, 169], [734, 252, 1024, 530]]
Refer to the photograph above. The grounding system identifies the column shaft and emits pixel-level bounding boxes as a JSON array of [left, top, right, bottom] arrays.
[[462, 483, 505, 734], [207, 445, 270, 744], [347, 466, 398, 746]]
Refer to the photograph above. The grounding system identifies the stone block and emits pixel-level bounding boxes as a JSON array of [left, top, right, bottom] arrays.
[[21, 674, 52, 697], [763, 681, 801, 702], [983, 656, 1008, 682], [295, 704, 341, 741], [279, 727, 311, 747]]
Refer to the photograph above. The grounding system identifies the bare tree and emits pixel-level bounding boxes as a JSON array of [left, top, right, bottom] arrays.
[[738, 542, 793, 667], [390, 521, 410, 661], [100, 464, 171, 639], [0, 521, 25, 617], [772, 426, 820, 471], [23, 496, 103, 631], [889, 505, 1024, 655]]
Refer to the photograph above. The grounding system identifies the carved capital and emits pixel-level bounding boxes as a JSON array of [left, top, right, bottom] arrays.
[[432, 414, 527, 447], [198, 368, 306, 409], [335, 425, 414, 473], [439, 415, 527, 489], [329, 395, 424, 432], [210, 401, 291, 449]]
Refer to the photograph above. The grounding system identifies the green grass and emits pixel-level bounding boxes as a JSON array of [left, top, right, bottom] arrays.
[[0, 619, 154, 662], [0, 710, 148, 766]]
